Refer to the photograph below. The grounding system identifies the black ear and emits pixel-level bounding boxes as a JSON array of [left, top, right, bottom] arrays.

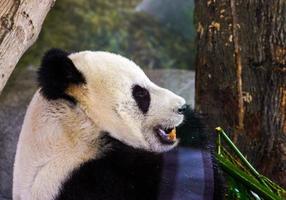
[[38, 48, 86, 103]]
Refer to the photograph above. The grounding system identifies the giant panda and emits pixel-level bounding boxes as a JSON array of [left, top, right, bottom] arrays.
[[13, 49, 189, 200]]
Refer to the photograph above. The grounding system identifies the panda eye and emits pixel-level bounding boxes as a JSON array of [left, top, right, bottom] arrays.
[[134, 87, 148, 98], [132, 85, 151, 114]]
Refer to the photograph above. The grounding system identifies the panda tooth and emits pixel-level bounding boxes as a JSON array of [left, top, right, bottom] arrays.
[[158, 128, 168, 136]]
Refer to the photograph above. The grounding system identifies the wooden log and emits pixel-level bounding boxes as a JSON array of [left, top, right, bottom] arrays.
[[0, 0, 55, 94], [195, 0, 286, 187]]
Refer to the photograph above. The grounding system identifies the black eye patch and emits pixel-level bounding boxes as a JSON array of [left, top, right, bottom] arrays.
[[132, 85, 151, 114]]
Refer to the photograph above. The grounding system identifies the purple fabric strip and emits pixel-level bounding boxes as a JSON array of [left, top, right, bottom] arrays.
[[159, 147, 214, 200], [202, 149, 214, 200], [158, 148, 179, 200]]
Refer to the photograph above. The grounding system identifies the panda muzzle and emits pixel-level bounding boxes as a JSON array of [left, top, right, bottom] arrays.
[[154, 126, 177, 144]]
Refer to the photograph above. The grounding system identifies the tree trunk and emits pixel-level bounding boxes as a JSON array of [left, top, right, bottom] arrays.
[[195, 0, 286, 187], [0, 0, 55, 94]]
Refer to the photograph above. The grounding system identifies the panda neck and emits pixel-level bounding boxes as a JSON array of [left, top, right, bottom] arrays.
[[99, 133, 162, 161]]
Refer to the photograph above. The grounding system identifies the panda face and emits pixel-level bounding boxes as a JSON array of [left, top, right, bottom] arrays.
[[39, 49, 186, 152]]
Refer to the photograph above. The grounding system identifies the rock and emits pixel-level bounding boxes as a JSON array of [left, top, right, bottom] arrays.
[[0, 66, 37, 200], [0, 67, 195, 199], [145, 69, 195, 106]]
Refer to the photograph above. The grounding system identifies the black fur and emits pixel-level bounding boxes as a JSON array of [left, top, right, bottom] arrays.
[[177, 106, 225, 200], [54, 108, 225, 200], [177, 105, 209, 148], [132, 85, 151, 114], [38, 48, 86, 104], [55, 134, 163, 200]]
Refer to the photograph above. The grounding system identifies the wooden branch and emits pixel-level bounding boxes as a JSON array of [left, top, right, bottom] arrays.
[[0, 0, 56, 94]]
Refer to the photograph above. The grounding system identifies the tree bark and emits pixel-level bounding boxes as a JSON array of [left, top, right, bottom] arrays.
[[0, 0, 55, 94], [195, 0, 286, 187]]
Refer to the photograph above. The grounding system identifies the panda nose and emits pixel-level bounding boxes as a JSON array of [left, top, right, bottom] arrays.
[[177, 104, 188, 114]]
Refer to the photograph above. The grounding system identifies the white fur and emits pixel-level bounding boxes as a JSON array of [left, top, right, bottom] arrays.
[[13, 51, 185, 200]]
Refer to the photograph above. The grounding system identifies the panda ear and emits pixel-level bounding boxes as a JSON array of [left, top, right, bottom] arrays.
[[38, 48, 86, 103]]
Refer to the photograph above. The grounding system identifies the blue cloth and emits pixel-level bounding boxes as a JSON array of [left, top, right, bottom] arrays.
[[159, 147, 214, 200]]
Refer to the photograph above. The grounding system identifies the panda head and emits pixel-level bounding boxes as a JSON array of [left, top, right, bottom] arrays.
[[38, 49, 186, 152]]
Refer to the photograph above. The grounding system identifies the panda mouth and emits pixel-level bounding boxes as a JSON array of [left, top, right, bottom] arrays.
[[154, 126, 177, 144]]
